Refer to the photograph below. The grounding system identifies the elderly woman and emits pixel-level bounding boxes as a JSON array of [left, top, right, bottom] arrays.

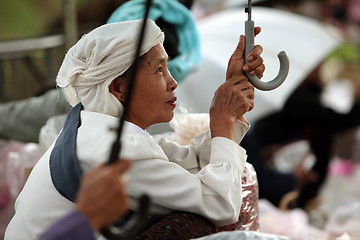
[[5, 19, 264, 240]]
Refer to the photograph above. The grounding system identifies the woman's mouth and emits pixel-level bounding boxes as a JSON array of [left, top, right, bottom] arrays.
[[167, 97, 177, 106]]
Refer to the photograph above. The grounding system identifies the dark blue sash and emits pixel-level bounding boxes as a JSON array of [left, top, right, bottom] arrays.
[[50, 103, 83, 202], [49, 104, 164, 228]]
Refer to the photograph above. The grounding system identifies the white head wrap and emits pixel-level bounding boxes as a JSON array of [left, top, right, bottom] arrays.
[[56, 19, 164, 117]]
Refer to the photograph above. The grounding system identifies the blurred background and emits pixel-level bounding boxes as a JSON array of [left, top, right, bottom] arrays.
[[1, 0, 360, 239], [0, 0, 359, 103], [0, 0, 128, 102]]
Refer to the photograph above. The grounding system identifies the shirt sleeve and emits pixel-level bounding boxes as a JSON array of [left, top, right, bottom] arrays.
[[157, 119, 249, 170], [39, 210, 95, 240], [77, 114, 250, 227], [126, 120, 249, 227]]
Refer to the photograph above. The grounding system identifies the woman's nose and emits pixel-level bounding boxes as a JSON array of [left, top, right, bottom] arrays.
[[168, 74, 177, 91]]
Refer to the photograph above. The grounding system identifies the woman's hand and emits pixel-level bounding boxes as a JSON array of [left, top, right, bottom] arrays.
[[227, 28, 265, 81], [210, 75, 254, 140], [242, 27, 265, 78], [210, 28, 265, 140]]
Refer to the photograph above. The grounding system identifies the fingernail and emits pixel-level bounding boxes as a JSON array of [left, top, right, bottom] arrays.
[[248, 55, 254, 61], [243, 65, 249, 71]]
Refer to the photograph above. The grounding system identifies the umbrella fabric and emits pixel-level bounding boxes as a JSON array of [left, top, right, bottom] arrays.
[[176, 7, 343, 122]]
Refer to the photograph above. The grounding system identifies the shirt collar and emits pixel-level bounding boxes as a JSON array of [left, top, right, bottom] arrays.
[[125, 121, 152, 137]]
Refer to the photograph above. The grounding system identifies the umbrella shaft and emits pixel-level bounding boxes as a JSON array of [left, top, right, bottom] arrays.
[[245, 20, 255, 59], [246, 0, 252, 20]]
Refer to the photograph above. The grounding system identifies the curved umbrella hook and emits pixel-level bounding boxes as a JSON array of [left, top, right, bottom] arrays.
[[100, 0, 153, 239], [101, 195, 151, 240], [244, 0, 290, 91]]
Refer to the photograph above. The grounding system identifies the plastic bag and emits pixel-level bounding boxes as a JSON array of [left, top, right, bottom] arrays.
[[217, 162, 260, 232], [169, 110, 210, 146], [0, 141, 40, 202], [258, 199, 329, 240], [325, 200, 360, 237], [0, 140, 24, 209], [193, 230, 292, 240]]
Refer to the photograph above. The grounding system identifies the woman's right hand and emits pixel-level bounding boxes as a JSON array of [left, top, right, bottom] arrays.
[[209, 35, 256, 140], [210, 75, 254, 140]]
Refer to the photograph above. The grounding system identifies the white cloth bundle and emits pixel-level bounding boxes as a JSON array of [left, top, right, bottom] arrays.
[[56, 19, 164, 117]]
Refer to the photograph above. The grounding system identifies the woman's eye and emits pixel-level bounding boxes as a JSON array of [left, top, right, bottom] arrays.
[[156, 67, 163, 73]]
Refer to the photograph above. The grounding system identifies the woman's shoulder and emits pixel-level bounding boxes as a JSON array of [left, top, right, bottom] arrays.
[[78, 113, 169, 162], [121, 126, 169, 161]]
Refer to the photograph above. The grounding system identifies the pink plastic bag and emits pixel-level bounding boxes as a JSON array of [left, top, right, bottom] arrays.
[[218, 162, 260, 232], [0, 140, 40, 207]]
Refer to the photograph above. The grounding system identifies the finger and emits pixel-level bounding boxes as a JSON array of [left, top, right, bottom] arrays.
[[242, 88, 255, 101], [227, 75, 248, 86], [80, 166, 107, 187], [234, 101, 253, 118], [233, 83, 255, 106], [226, 35, 246, 80], [231, 35, 246, 60], [243, 49, 263, 76], [237, 79, 255, 92], [254, 27, 261, 37], [249, 63, 265, 79], [240, 83, 255, 101], [235, 35, 246, 55], [240, 85, 254, 93], [111, 159, 131, 176], [101, 179, 127, 203], [246, 45, 263, 63], [244, 58, 264, 80], [238, 92, 254, 108]]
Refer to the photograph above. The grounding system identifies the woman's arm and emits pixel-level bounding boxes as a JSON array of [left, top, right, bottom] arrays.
[[126, 133, 246, 227]]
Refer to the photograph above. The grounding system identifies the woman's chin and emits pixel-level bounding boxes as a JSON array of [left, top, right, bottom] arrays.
[[161, 113, 175, 124]]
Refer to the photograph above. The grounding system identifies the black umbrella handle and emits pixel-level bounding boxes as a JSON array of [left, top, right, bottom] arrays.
[[244, 0, 289, 91], [102, 0, 153, 239], [100, 194, 151, 240]]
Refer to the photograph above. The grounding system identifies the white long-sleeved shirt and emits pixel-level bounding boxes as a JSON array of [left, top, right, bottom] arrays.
[[5, 110, 249, 240]]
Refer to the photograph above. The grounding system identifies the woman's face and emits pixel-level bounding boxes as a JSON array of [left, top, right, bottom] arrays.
[[123, 43, 178, 129]]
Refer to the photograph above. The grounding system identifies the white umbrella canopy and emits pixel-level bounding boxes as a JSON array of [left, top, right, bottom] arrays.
[[175, 7, 343, 122]]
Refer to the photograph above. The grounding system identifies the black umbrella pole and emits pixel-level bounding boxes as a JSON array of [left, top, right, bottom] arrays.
[[107, 0, 153, 165]]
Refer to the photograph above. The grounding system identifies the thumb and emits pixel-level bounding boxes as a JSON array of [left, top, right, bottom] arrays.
[[226, 35, 246, 80], [110, 159, 131, 176]]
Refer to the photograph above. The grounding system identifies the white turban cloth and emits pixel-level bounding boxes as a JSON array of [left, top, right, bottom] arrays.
[[56, 19, 164, 117]]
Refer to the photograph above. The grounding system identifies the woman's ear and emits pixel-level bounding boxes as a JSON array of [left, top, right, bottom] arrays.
[[109, 78, 126, 103]]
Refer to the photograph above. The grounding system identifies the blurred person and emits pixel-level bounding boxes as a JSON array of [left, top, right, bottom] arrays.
[[0, 88, 71, 143], [242, 56, 360, 208], [39, 159, 130, 240], [5, 19, 265, 240], [321, 0, 360, 45]]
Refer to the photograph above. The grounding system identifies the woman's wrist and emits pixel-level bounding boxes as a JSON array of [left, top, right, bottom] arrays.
[[210, 116, 236, 140]]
